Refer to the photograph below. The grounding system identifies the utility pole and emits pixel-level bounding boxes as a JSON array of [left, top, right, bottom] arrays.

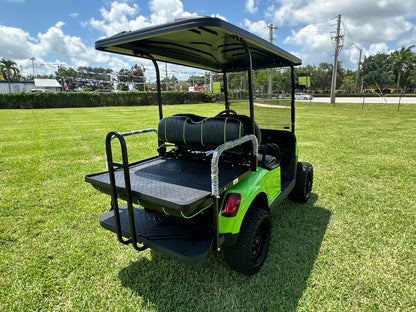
[[267, 24, 278, 99], [330, 14, 343, 106], [352, 43, 362, 94]]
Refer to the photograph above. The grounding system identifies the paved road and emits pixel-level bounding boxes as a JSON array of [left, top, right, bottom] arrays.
[[309, 97, 416, 104]]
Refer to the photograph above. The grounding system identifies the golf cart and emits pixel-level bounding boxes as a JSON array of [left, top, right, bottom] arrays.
[[85, 16, 313, 275]]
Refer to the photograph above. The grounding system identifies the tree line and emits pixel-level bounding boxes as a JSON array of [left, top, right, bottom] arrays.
[[224, 45, 416, 95], [1, 45, 415, 94]]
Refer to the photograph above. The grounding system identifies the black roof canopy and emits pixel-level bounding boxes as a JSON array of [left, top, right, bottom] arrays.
[[95, 16, 302, 72]]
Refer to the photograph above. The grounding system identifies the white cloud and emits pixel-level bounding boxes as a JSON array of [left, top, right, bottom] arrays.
[[0, 25, 40, 59], [36, 22, 109, 65], [284, 24, 333, 52], [345, 44, 363, 70], [245, 0, 258, 14], [88, 1, 150, 36], [267, 0, 416, 26], [149, 0, 196, 25], [4, 0, 415, 75], [0, 1, 201, 78], [107, 56, 131, 71], [398, 25, 416, 46], [88, 0, 197, 37], [266, 0, 416, 43], [262, 0, 416, 68], [211, 13, 227, 21], [0, 22, 110, 72], [283, 23, 336, 66], [368, 43, 390, 55], [243, 19, 269, 40]]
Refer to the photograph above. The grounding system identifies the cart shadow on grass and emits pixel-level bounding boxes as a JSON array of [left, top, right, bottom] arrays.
[[118, 194, 331, 311]]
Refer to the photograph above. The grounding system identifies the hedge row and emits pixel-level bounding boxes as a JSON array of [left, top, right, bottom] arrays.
[[0, 91, 222, 109]]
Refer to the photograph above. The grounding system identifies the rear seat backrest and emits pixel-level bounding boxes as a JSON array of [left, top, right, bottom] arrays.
[[158, 115, 244, 148]]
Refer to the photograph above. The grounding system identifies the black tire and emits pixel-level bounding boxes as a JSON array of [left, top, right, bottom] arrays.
[[289, 161, 314, 202], [223, 207, 271, 275]]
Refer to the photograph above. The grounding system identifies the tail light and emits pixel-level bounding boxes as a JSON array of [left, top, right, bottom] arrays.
[[221, 193, 241, 217]]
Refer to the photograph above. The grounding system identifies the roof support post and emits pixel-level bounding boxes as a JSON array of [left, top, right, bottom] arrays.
[[152, 59, 163, 120], [290, 65, 295, 133], [238, 38, 255, 135], [137, 52, 165, 154], [141, 53, 163, 120], [223, 70, 229, 110], [136, 51, 163, 120]]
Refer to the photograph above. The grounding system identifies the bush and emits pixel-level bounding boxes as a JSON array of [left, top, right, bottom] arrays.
[[0, 91, 221, 109]]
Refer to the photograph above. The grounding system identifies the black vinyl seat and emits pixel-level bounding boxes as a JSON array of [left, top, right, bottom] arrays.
[[158, 115, 245, 148]]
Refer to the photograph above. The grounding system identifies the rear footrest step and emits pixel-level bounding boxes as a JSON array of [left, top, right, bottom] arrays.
[[99, 204, 214, 263]]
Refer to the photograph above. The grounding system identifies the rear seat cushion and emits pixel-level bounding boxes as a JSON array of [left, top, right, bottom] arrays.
[[158, 115, 244, 147]]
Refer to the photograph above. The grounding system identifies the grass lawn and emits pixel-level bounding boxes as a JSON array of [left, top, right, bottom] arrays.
[[0, 102, 415, 311]]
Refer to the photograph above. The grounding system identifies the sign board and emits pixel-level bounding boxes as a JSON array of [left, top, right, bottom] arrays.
[[298, 75, 311, 88], [212, 81, 221, 93]]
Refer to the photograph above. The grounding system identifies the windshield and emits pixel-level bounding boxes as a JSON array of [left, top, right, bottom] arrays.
[[224, 67, 292, 131]]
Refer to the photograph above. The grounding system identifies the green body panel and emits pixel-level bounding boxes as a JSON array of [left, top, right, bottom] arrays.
[[219, 167, 281, 234]]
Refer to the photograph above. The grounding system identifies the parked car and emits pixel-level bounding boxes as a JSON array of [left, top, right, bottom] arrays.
[[295, 92, 313, 100]]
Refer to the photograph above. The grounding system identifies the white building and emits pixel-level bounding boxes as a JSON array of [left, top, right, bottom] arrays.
[[33, 79, 62, 92], [0, 79, 62, 93], [0, 80, 34, 93]]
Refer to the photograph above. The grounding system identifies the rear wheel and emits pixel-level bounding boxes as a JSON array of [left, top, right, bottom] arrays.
[[289, 161, 313, 202], [223, 207, 271, 275]]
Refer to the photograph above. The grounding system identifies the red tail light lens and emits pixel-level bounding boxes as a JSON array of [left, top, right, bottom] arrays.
[[221, 193, 241, 217]]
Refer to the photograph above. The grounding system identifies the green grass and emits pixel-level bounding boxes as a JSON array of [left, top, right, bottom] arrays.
[[1, 102, 415, 311]]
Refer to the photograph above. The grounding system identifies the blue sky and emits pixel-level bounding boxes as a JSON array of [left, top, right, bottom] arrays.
[[1, 0, 416, 81]]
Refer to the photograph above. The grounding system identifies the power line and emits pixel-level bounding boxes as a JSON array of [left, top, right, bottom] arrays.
[[341, 21, 355, 43]]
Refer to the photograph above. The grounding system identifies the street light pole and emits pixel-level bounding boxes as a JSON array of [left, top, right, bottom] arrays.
[[139, 63, 146, 91], [352, 43, 362, 94], [30, 57, 35, 79], [267, 24, 278, 99]]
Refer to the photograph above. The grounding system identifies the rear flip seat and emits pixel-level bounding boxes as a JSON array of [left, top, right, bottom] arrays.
[[158, 115, 245, 148]]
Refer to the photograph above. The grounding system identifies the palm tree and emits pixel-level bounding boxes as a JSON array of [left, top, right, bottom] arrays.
[[0, 59, 20, 92], [391, 45, 415, 92]]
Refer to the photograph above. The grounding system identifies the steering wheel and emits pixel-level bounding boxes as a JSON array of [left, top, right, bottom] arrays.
[[216, 109, 237, 116]]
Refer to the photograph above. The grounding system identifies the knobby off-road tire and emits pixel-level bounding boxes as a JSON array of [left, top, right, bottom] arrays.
[[223, 207, 271, 275], [289, 161, 314, 202]]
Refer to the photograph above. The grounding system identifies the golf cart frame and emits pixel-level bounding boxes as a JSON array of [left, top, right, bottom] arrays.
[[85, 16, 313, 275]]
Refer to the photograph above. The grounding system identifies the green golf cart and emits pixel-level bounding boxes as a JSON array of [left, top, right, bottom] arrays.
[[85, 16, 313, 275]]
